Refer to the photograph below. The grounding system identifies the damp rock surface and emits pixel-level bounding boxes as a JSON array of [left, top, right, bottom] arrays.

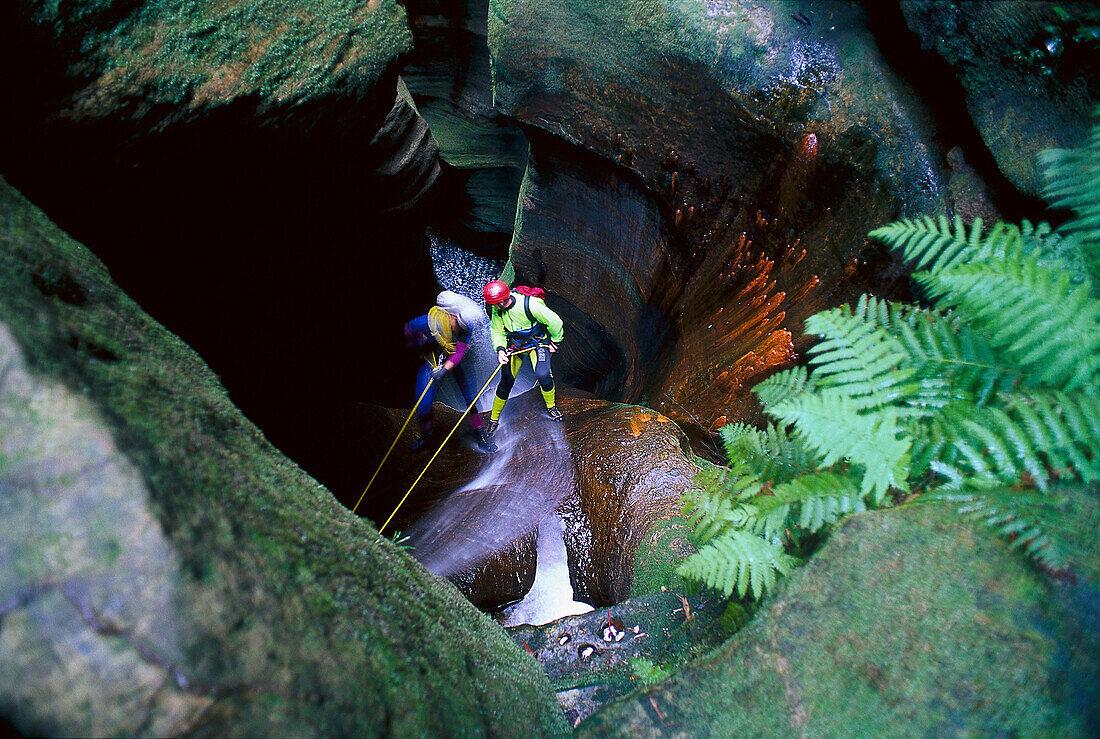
[[901, 0, 1100, 196], [488, 0, 948, 431], [0, 177, 569, 738], [508, 590, 729, 729]]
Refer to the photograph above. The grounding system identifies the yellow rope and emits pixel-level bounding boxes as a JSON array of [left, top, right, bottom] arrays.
[[378, 362, 504, 534], [377, 347, 535, 535], [351, 374, 437, 515]]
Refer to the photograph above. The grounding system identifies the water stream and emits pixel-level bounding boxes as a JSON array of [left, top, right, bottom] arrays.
[[497, 513, 594, 626]]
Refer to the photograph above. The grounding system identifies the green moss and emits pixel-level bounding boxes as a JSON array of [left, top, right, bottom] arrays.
[[0, 176, 570, 736], [630, 513, 694, 597], [34, 0, 412, 111], [582, 498, 1100, 735]]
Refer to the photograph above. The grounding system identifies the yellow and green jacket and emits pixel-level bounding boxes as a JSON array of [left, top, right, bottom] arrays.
[[490, 295, 564, 352]]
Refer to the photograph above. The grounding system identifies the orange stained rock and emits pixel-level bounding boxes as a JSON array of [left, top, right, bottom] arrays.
[[798, 133, 819, 160]]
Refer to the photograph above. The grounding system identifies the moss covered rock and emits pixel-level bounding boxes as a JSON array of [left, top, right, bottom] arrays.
[[0, 176, 569, 737], [579, 498, 1100, 735], [902, 0, 1100, 196]]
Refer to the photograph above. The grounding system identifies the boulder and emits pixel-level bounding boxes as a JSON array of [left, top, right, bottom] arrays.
[[488, 0, 949, 430], [579, 497, 1100, 736], [901, 0, 1100, 196], [0, 177, 569, 737]]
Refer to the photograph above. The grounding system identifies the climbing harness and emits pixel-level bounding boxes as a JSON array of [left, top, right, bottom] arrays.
[[377, 347, 534, 534]]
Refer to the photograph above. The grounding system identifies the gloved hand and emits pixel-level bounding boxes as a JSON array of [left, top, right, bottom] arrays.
[[430, 364, 449, 381]]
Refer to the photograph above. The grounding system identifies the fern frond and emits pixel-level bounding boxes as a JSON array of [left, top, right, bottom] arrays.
[[875, 301, 1023, 404], [917, 257, 1100, 391], [1021, 220, 1095, 287], [870, 215, 976, 274], [675, 530, 798, 599], [683, 468, 755, 545], [766, 393, 911, 503], [720, 421, 822, 485], [744, 471, 865, 536], [928, 487, 1068, 570], [1040, 113, 1100, 279], [927, 391, 1100, 492], [804, 301, 919, 411], [754, 365, 814, 407]]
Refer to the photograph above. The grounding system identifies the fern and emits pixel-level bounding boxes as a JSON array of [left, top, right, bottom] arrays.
[[742, 472, 865, 537], [676, 530, 799, 599], [917, 257, 1100, 391], [680, 112, 1100, 595], [1040, 106, 1100, 282], [860, 299, 1022, 404], [803, 303, 920, 411], [682, 467, 752, 546], [765, 393, 910, 503], [754, 364, 814, 407]]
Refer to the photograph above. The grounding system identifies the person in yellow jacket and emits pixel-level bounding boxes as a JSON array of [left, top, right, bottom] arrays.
[[482, 280, 565, 438]]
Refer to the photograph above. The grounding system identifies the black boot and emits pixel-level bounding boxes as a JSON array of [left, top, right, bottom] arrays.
[[476, 428, 498, 454], [486, 418, 499, 437], [547, 406, 564, 422]]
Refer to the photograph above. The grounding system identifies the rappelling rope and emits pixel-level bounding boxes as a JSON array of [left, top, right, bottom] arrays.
[[377, 346, 534, 535], [352, 369, 439, 515]]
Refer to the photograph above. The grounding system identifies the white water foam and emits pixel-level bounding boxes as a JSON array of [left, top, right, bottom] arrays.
[[497, 513, 594, 626]]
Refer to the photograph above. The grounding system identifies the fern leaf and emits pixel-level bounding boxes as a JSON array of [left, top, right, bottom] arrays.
[[881, 302, 1023, 404], [1040, 109, 1100, 281], [804, 301, 919, 411], [744, 471, 865, 536], [683, 468, 755, 544], [754, 365, 814, 407], [870, 215, 974, 274], [720, 420, 822, 485], [930, 392, 1100, 491], [928, 487, 1068, 570], [676, 530, 798, 599], [917, 257, 1100, 391], [766, 392, 911, 503]]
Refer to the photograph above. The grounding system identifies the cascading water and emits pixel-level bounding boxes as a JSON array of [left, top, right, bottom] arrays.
[[497, 513, 594, 626], [407, 235, 593, 622], [405, 402, 572, 577]]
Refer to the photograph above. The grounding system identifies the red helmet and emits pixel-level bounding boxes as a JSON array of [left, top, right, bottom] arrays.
[[483, 280, 511, 305]]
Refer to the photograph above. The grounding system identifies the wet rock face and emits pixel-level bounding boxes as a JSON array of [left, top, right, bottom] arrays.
[[490, 0, 946, 430], [901, 0, 1100, 196], [367, 390, 698, 612], [580, 498, 1100, 735], [559, 399, 698, 607], [0, 178, 570, 738], [403, 0, 530, 237], [448, 532, 538, 611]]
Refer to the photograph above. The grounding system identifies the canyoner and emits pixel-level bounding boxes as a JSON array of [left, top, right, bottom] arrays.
[[405, 290, 497, 454], [483, 280, 566, 438]]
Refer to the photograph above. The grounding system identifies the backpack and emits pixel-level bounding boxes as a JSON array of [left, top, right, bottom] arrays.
[[512, 285, 546, 300], [512, 285, 547, 324]]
